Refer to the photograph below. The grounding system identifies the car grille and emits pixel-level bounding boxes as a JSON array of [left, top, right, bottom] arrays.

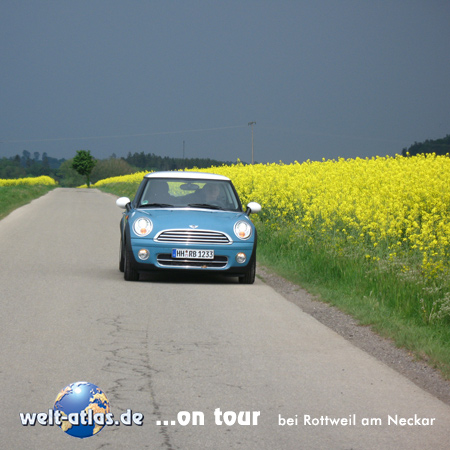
[[157, 254, 228, 268], [154, 229, 231, 244]]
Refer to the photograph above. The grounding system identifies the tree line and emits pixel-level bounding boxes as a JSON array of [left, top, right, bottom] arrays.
[[0, 150, 234, 187], [0, 151, 65, 179], [402, 134, 450, 157], [123, 151, 233, 172]]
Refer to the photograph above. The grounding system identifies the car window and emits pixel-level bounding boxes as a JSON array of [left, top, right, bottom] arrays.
[[139, 178, 241, 210]]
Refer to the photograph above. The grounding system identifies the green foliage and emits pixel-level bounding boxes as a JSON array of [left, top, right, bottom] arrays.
[[71, 150, 97, 187], [123, 151, 233, 171], [57, 159, 85, 187], [90, 157, 135, 183], [0, 152, 65, 181], [402, 134, 450, 157], [0, 157, 26, 178]]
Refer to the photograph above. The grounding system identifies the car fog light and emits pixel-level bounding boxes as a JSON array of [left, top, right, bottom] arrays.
[[236, 252, 247, 264], [138, 249, 150, 260]]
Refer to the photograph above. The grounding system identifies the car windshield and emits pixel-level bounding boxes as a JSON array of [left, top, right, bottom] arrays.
[[138, 178, 241, 211]]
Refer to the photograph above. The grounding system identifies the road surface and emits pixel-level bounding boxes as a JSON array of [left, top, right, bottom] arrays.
[[1, 188, 449, 449]]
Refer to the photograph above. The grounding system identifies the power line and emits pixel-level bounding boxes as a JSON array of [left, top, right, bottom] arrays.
[[2, 125, 247, 144]]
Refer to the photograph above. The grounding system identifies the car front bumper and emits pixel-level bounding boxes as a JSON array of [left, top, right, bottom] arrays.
[[129, 238, 255, 273]]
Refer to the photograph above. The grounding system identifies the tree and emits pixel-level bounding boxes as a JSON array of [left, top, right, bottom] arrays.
[[0, 157, 26, 178], [42, 152, 50, 170], [57, 159, 85, 187], [90, 157, 134, 183], [402, 134, 450, 157], [71, 150, 97, 188], [22, 150, 31, 168]]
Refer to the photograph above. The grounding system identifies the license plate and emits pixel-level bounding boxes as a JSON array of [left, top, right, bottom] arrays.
[[172, 249, 214, 259]]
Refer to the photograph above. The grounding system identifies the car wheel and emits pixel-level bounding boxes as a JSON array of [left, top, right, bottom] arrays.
[[124, 247, 139, 281], [239, 257, 256, 284], [119, 238, 125, 273]]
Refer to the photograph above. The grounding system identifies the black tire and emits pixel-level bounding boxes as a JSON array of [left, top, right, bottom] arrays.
[[124, 247, 139, 281], [239, 257, 256, 284], [119, 238, 125, 273]]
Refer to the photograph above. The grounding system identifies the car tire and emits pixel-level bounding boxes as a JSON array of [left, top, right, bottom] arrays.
[[119, 238, 125, 273], [124, 247, 139, 281], [239, 257, 256, 284]]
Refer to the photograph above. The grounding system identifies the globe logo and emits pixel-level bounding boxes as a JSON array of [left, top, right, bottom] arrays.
[[53, 381, 111, 439]]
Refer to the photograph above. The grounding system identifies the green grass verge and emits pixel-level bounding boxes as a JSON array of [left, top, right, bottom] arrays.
[[0, 185, 56, 221], [96, 182, 138, 200]]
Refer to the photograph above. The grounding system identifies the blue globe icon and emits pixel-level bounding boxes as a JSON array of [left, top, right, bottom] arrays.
[[53, 381, 111, 438]]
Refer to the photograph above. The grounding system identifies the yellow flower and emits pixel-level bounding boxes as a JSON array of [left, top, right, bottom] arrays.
[[0, 176, 57, 186]]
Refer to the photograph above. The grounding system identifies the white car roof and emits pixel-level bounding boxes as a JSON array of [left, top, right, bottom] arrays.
[[144, 171, 230, 181]]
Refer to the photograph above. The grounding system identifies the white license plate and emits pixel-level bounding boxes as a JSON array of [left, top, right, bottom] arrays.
[[172, 249, 214, 259]]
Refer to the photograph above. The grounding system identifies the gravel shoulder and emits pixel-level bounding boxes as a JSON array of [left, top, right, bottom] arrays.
[[257, 264, 450, 407]]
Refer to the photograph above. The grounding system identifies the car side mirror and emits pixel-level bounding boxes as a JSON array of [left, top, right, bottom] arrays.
[[116, 197, 131, 210], [246, 202, 261, 215]]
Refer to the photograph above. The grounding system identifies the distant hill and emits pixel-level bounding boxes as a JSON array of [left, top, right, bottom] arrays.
[[402, 134, 450, 157]]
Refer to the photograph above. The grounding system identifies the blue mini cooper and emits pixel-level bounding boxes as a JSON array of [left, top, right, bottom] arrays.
[[116, 171, 261, 283]]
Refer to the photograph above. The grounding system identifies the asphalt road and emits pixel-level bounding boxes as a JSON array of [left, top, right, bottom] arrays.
[[1, 188, 449, 450]]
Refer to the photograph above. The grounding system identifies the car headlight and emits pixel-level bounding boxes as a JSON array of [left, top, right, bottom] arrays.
[[133, 217, 153, 236], [234, 220, 252, 240]]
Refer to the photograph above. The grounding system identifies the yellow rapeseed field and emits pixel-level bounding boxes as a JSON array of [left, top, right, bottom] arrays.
[[0, 175, 57, 187], [92, 154, 450, 280], [197, 155, 450, 280], [92, 171, 149, 187]]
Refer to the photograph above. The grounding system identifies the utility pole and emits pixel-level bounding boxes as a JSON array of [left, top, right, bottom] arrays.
[[248, 121, 256, 164]]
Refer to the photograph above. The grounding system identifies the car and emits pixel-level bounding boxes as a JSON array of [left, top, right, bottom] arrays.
[[116, 171, 261, 283]]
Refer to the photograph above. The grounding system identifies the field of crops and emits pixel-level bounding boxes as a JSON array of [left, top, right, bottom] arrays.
[[208, 156, 450, 278], [0, 175, 57, 187]]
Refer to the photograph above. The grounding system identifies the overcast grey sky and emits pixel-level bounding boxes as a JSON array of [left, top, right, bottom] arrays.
[[1, 1, 449, 163]]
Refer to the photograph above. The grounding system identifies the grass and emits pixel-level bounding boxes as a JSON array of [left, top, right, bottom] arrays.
[[96, 182, 138, 199], [0, 185, 56, 220]]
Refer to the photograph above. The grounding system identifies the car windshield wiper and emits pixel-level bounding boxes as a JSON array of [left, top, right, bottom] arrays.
[[139, 203, 173, 208], [188, 203, 223, 210]]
